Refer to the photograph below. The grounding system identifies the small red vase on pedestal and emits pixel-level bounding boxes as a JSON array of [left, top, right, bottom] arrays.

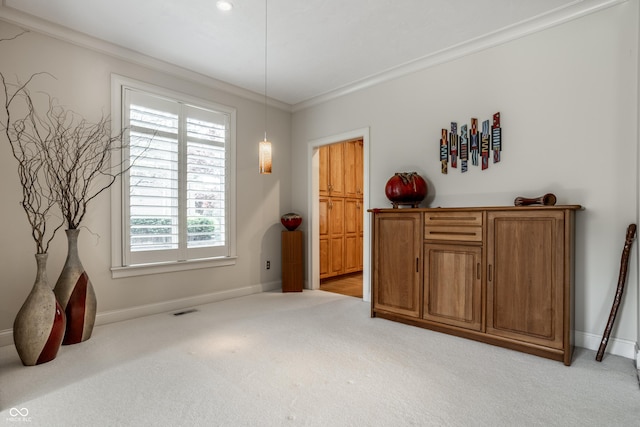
[[281, 213, 302, 231]]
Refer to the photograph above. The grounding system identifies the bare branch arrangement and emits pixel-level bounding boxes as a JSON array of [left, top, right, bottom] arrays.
[[2, 71, 132, 233], [2, 73, 64, 253], [1, 31, 150, 249], [38, 99, 128, 230]]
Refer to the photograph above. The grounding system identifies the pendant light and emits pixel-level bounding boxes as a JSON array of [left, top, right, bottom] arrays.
[[259, 0, 272, 174]]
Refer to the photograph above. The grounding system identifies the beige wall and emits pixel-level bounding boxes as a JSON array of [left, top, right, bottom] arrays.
[[0, 21, 292, 341], [291, 2, 640, 357]]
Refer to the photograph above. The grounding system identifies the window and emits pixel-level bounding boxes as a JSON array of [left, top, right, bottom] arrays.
[[111, 76, 236, 276]]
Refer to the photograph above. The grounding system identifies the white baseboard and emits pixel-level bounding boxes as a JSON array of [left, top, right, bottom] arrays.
[[1, 299, 636, 363], [95, 281, 281, 325], [574, 330, 637, 360], [0, 280, 282, 348]]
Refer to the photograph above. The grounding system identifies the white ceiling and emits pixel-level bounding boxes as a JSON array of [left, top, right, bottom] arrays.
[[1, 0, 605, 107]]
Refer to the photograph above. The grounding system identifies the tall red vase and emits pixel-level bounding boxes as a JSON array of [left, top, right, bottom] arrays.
[[54, 229, 97, 345]]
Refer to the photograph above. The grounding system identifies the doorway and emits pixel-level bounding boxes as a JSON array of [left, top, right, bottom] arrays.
[[318, 138, 364, 298], [307, 128, 371, 302]]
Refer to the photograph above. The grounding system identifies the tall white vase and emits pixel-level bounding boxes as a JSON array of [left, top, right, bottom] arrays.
[[13, 254, 66, 365]]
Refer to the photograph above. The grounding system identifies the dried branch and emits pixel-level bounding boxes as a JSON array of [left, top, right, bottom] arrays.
[[2, 75, 150, 232], [1, 29, 29, 43], [37, 100, 129, 229], [2, 73, 63, 253], [2, 29, 149, 241]]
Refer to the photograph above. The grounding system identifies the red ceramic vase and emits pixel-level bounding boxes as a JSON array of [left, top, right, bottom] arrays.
[[281, 213, 302, 231], [385, 172, 428, 208]]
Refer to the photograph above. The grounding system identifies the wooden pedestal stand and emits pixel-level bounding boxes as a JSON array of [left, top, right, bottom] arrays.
[[282, 230, 303, 292]]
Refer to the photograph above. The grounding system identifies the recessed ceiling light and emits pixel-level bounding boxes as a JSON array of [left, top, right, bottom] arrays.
[[216, 1, 233, 11]]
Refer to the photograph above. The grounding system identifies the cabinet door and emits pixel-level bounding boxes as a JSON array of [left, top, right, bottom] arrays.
[[329, 198, 344, 275], [319, 237, 329, 277], [357, 233, 363, 271], [344, 140, 359, 197], [344, 234, 359, 273], [355, 139, 363, 198], [423, 243, 482, 331], [328, 143, 344, 196], [319, 146, 329, 196], [344, 198, 359, 273], [344, 198, 363, 273], [344, 198, 359, 235], [320, 197, 345, 279], [373, 212, 421, 318], [319, 197, 329, 238], [329, 198, 344, 238], [329, 235, 344, 276], [486, 211, 565, 349]]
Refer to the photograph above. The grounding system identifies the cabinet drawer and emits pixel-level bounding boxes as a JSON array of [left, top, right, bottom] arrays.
[[424, 226, 482, 242], [424, 211, 483, 242], [424, 211, 482, 226]]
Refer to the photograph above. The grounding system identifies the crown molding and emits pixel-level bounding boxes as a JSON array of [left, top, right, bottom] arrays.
[[0, 0, 626, 114], [0, 2, 292, 112], [291, 0, 627, 112]]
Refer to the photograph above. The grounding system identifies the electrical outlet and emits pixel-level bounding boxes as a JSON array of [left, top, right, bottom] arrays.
[[266, 260, 271, 270]]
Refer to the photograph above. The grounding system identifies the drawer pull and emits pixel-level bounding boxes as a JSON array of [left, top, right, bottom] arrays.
[[427, 216, 477, 222], [428, 230, 477, 236]]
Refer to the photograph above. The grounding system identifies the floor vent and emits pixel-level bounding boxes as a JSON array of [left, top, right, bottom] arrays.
[[173, 308, 198, 316]]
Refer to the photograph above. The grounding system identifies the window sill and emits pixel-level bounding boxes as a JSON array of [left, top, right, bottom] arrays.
[[111, 256, 237, 278]]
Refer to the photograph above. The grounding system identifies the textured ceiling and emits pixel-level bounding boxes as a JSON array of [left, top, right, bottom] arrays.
[[2, 0, 591, 106]]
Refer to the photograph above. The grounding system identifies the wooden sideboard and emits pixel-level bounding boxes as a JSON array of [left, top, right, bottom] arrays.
[[370, 205, 581, 365]]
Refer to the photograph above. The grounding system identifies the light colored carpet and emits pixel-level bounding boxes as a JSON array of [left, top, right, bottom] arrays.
[[1, 290, 638, 426]]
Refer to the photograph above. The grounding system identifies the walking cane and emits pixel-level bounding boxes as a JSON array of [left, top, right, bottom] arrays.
[[595, 224, 636, 362]]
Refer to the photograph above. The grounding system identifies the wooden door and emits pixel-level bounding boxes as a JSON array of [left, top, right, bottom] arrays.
[[423, 243, 482, 331], [373, 212, 421, 318], [486, 210, 565, 349]]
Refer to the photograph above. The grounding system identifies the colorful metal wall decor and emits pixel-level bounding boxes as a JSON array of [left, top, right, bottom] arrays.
[[440, 129, 448, 174], [439, 112, 502, 174]]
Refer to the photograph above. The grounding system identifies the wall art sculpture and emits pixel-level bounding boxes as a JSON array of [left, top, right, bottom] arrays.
[[439, 112, 502, 174], [440, 129, 448, 174], [492, 112, 502, 163]]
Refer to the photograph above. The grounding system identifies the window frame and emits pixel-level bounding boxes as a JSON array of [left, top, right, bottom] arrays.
[[110, 75, 237, 278]]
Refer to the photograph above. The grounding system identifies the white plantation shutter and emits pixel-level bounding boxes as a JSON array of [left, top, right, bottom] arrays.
[[185, 105, 227, 258], [123, 88, 231, 265]]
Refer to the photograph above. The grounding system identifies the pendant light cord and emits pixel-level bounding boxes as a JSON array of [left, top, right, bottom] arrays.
[[264, 0, 268, 141]]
